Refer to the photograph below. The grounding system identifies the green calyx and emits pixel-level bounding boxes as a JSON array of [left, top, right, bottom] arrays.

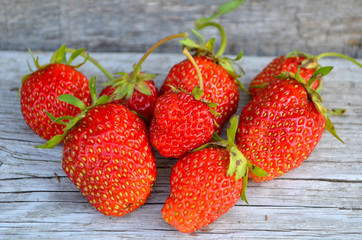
[[103, 69, 158, 101], [193, 115, 268, 204], [285, 50, 321, 70], [35, 77, 112, 149], [276, 67, 345, 143], [285, 49, 362, 84], [102, 32, 189, 101], [179, 21, 247, 94], [22, 45, 89, 86]]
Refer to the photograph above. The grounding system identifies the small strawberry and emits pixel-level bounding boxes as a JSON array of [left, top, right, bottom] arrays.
[[162, 116, 266, 233], [236, 67, 344, 182], [99, 33, 188, 123], [100, 79, 159, 123], [38, 78, 157, 217], [160, 21, 246, 134], [150, 48, 216, 158], [249, 50, 362, 97], [20, 45, 91, 140]]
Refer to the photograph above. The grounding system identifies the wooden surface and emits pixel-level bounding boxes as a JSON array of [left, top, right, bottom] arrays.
[[0, 51, 361, 239], [0, 0, 362, 57]]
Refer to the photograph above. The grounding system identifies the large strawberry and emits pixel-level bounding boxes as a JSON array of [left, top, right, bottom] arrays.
[[161, 116, 266, 233], [236, 67, 344, 182], [249, 50, 362, 97], [38, 78, 157, 217], [160, 22, 245, 134], [150, 48, 216, 158], [99, 33, 188, 123], [20, 45, 91, 140]]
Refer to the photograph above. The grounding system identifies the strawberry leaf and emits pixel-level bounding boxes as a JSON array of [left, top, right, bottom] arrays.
[[248, 163, 268, 177], [191, 28, 205, 45], [240, 173, 249, 204], [135, 80, 152, 96], [51, 45, 67, 64], [57, 94, 87, 111], [327, 108, 347, 116], [196, 0, 246, 24], [205, 38, 215, 53], [226, 115, 238, 144], [227, 146, 247, 180], [68, 48, 86, 65]]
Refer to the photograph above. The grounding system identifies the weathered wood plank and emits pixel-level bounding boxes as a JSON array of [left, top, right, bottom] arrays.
[[0, 0, 361, 57], [0, 51, 361, 239]]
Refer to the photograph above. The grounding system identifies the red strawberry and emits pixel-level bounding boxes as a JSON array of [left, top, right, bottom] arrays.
[[20, 45, 91, 140], [99, 33, 188, 123], [236, 67, 344, 182], [100, 79, 159, 123], [149, 91, 215, 158], [162, 147, 243, 233], [161, 116, 256, 233], [150, 48, 219, 158], [161, 55, 240, 134], [39, 78, 157, 217], [249, 50, 362, 97], [160, 22, 245, 134]]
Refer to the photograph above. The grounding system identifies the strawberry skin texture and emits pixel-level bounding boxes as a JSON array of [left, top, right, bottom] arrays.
[[149, 92, 214, 158], [62, 104, 157, 217], [162, 147, 243, 233], [99, 80, 159, 123], [20, 63, 91, 140], [249, 55, 320, 96], [160, 56, 239, 134], [236, 79, 325, 182]]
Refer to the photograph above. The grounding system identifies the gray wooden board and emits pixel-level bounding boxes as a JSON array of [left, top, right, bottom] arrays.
[[0, 51, 361, 239], [0, 0, 361, 57]]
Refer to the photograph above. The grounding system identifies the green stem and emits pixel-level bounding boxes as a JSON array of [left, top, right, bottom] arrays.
[[131, 32, 189, 82], [316, 52, 362, 68], [182, 47, 204, 91], [195, 21, 227, 58], [65, 48, 114, 80]]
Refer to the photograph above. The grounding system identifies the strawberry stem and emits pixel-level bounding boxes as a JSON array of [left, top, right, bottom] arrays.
[[195, 21, 227, 58], [131, 32, 189, 83], [65, 48, 114, 81], [316, 52, 362, 68], [182, 48, 204, 91]]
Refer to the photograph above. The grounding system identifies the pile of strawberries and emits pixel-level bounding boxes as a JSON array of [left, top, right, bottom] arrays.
[[19, 2, 361, 234]]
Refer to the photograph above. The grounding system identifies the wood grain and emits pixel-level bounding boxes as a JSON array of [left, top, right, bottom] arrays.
[[0, 0, 361, 57], [0, 51, 361, 239]]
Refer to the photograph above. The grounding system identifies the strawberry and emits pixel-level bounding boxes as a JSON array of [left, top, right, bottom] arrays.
[[99, 33, 188, 123], [100, 79, 159, 123], [160, 22, 245, 134], [249, 50, 362, 97], [149, 91, 215, 158], [236, 67, 344, 182], [38, 78, 157, 217], [20, 45, 91, 140], [161, 116, 263, 233], [150, 48, 217, 158]]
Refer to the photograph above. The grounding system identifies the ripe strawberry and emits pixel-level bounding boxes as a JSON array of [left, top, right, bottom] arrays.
[[160, 22, 245, 134], [236, 67, 344, 182], [20, 45, 91, 140], [161, 116, 259, 233], [249, 50, 362, 97], [99, 33, 188, 123], [149, 91, 215, 158], [100, 79, 159, 123], [39, 78, 157, 217], [162, 147, 243, 233], [150, 48, 219, 158]]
